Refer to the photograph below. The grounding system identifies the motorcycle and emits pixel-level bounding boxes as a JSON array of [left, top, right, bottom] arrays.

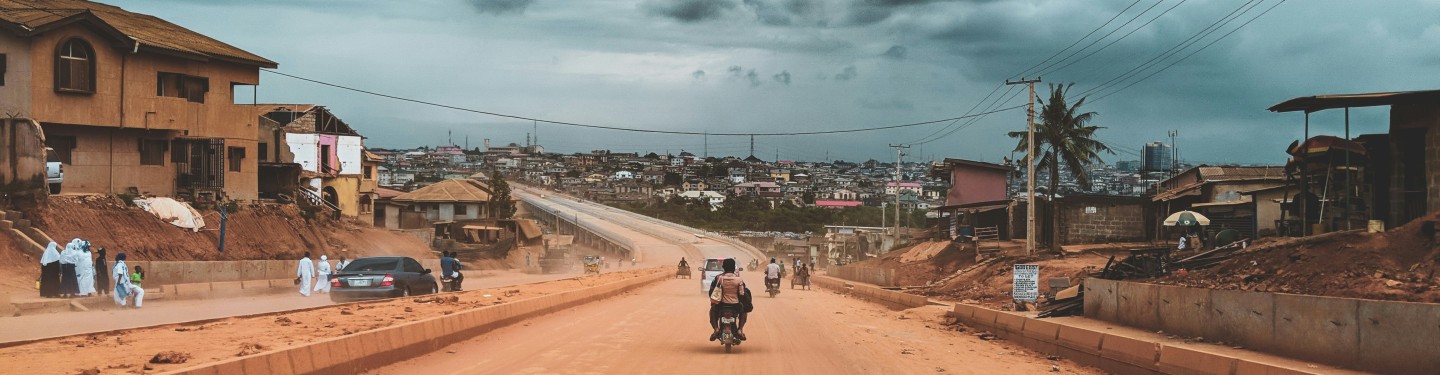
[[715, 305, 743, 352], [765, 277, 780, 298]]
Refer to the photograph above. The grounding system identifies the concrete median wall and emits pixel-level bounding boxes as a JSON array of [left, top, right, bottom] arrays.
[[828, 265, 896, 287], [1084, 278, 1440, 374], [811, 275, 927, 308], [951, 303, 1328, 375], [159, 271, 669, 375], [125, 259, 443, 287]]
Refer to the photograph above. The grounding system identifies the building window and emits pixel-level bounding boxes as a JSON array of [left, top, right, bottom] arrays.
[[455, 204, 467, 215], [46, 136, 76, 164], [364, 166, 374, 180], [320, 145, 333, 173], [1, 53, 7, 86], [157, 72, 208, 103], [55, 39, 95, 93], [139, 140, 168, 166], [227, 147, 245, 172], [258, 143, 269, 162]]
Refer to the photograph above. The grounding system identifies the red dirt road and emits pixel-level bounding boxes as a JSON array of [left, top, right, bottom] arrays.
[[366, 271, 1098, 375]]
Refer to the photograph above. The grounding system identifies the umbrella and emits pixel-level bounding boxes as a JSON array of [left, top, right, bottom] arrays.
[[1164, 210, 1210, 226]]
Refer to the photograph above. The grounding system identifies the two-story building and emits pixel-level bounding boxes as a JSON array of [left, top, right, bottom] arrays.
[[254, 104, 369, 218], [1, 0, 276, 201]]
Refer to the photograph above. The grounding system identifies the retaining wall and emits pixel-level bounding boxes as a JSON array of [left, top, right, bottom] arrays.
[[951, 303, 1333, 375], [811, 275, 926, 308], [1084, 278, 1440, 374], [123, 259, 442, 287], [161, 271, 669, 375], [828, 265, 897, 287]]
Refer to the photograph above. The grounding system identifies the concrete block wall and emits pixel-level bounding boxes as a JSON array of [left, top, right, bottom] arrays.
[[951, 303, 1328, 375], [811, 275, 926, 308], [160, 271, 669, 375], [828, 265, 896, 287], [1058, 200, 1147, 245], [129, 259, 443, 287], [1084, 278, 1440, 374]]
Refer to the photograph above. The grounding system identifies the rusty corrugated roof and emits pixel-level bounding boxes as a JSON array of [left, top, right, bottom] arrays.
[[392, 179, 494, 203], [0, 0, 276, 68], [1196, 166, 1286, 180]]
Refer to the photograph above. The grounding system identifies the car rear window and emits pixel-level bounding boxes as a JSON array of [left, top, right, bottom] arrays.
[[343, 259, 398, 272], [703, 259, 724, 271], [46, 150, 60, 163]]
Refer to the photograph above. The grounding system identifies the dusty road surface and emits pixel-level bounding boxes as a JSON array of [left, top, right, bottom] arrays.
[[0, 269, 663, 375], [367, 271, 1097, 375], [0, 269, 586, 344]]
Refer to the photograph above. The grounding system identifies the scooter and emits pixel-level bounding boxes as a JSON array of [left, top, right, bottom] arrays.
[[715, 306, 743, 353]]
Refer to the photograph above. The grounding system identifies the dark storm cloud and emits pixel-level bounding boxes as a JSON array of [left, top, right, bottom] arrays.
[[743, 0, 793, 26], [643, 0, 738, 22], [745, 69, 763, 86], [834, 65, 858, 81], [467, 0, 536, 15], [773, 70, 792, 85], [692, 70, 707, 80], [882, 45, 907, 59]]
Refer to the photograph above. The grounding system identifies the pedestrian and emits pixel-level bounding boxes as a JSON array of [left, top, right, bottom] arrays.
[[39, 242, 61, 298], [296, 252, 315, 297], [112, 252, 143, 308], [58, 239, 82, 297], [95, 248, 110, 296], [129, 265, 146, 308], [335, 256, 350, 272], [78, 243, 96, 296], [313, 255, 332, 294], [1177, 233, 1189, 251]]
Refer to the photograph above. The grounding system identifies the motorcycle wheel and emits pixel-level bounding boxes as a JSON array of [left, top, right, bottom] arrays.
[[724, 341, 733, 353]]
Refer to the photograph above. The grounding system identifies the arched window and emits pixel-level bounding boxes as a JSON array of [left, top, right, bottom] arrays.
[[55, 38, 95, 93]]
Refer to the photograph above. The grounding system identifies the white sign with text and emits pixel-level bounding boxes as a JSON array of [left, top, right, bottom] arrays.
[[1013, 264, 1040, 302]]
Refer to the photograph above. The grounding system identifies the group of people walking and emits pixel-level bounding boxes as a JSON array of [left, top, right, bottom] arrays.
[[38, 239, 144, 308], [296, 253, 349, 297]]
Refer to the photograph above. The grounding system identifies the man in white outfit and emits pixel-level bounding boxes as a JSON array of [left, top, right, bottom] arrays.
[[297, 252, 315, 296], [313, 255, 332, 294]]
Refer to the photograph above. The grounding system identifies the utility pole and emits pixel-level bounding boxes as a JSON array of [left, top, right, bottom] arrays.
[[1168, 130, 1178, 180], [1007, 77, 1040, 256], [703, 131, 708, 158], [889, 143, 910, 245]]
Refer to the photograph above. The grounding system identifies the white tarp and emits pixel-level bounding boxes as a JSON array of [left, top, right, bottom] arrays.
[[134, 197, 206, 232]]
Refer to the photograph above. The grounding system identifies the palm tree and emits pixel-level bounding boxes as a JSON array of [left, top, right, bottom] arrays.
[[1007, 83, 1113, 247]]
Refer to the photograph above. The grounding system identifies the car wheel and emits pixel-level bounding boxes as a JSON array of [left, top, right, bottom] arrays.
[[429, 283, 438, 295], [402, 286, 411, 297], [49, 184, 60, 194]]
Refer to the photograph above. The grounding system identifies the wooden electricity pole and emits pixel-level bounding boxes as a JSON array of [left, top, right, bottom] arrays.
[[1007, 77, 1041, 256]]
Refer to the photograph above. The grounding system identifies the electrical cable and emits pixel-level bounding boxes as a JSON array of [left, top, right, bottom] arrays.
[[1077, 0, 1262, 97], [261, 69, 1024, 137], [1034, 0, 1189, 78], [1009, 0, 1145, 80]]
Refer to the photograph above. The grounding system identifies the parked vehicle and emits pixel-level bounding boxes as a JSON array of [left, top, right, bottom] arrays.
[[699, 258, 729, 293], [329, 256, 438, 302], [45, 147, 62, 194]]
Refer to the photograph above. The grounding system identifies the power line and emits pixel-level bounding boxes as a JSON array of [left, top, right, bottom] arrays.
[[1025, 0, 1167, 79], [261, 69, 1023, 137], [1077, 0, 1262, 98], [1034, 0, 1189, 78], [1009, 0, 1145, 80], [912, 87, 1028, 146], [1093, 0, 1286, 102]]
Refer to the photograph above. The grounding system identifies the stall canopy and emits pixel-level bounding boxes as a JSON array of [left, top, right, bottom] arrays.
[[1268, 89, 1440, 113]]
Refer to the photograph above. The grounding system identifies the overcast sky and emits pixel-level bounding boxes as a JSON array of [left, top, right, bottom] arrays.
[[112, 0, 1440, 165]]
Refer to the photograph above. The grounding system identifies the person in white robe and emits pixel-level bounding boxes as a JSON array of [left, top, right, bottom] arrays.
[[112, 252, 142, 307], [312, 255, 332, 294], [77, 242, 96, 296], [296, 252, 315, 296], [58, 239, 82, 297]]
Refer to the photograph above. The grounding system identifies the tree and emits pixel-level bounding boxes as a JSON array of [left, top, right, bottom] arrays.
[[1007, 83, 1113, 248], [644, 152, 659, 159], [489, 172, 514, 218], [663, 172, 683, 186]]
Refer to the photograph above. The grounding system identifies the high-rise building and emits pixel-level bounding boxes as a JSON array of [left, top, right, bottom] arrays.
[[1143, 142, 1174, 173]]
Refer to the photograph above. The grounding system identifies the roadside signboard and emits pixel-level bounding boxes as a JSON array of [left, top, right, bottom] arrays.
[[1013, 264, 1040, 302]]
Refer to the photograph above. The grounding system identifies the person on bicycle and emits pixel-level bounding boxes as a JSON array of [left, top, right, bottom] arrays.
[[765, 258, 782, 290], [708, 258, 747, 341]]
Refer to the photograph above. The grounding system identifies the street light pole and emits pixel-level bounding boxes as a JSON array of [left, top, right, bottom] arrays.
[[1007, 77, 1041, 256]]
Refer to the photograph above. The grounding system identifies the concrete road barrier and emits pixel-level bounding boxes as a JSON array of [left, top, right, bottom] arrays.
[[811, 275, 927, 308], [160, 271, 669, 375]]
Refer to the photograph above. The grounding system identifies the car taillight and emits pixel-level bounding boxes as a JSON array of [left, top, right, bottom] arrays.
[[380, 274, 394, 287], [331, 277, 340, 287]]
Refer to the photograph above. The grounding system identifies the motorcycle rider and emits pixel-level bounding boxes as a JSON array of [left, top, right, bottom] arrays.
[[708, 258, 748, 341], [765, 258, 782, 291]]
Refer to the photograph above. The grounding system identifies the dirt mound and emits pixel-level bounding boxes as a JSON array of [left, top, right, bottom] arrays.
[[1157, 213, 1440, 302], [844, 240, 1108, 308], [28, 195, 430, 262], [848, 240, 974, 287]]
